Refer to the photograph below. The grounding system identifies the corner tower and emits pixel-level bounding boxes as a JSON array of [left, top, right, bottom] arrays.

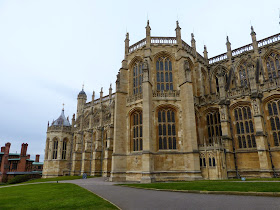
[[42, 107, 72, 178]]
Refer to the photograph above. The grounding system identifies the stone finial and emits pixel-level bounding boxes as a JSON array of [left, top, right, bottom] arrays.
[[100, 87, 103, 101], [146, 20, 151, 36], [175, 21, 182, 47], [250, 26, 258, 54], [191, 33, 195, 40], [176, 20, 180, 29], [124, 32, 130, 56], [203, 45, 208, 60], [109, 84, 112, 99], [92, 91, 95, 100], [191, 33, 196, 52], [251, 26, 256, 35], [226, 36, 232, 60]]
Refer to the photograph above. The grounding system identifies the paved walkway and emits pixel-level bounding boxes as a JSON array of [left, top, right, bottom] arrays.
[[62, 178, 280, 210]]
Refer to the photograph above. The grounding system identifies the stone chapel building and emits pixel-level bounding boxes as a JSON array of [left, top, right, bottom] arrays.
[[43, 21, 280, 182]]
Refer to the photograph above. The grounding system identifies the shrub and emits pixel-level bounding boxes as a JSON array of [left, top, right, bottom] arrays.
[[8, 174, 32, 184]]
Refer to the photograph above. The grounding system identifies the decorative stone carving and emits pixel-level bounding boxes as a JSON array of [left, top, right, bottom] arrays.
[[143, 59, 149, 82], [252, 99, 259, 115], [184, 60, 191, 82], [116, 72, 120, 91]]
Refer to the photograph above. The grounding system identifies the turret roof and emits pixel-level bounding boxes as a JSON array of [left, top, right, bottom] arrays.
[[52, 109, 71, 126]]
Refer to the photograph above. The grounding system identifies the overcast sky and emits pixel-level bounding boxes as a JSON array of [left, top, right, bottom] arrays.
[[0, 0, 279, 161]]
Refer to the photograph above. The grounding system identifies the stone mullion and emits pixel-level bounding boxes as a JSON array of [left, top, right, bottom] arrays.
[[57, 138, 63, 160]]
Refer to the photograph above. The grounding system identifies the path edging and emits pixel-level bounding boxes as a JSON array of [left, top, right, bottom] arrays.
[[119, 185, 280, 197]]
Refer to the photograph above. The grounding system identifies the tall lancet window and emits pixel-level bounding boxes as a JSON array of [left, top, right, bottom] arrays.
[[206, 111, 222, 144], [131, 110, 143, 151], [234, 106, 256, 149], [61, 139, 67, 160], [267, 100, 280, 146], [156, 57, 173, 91], [52, 139, 58, 159], [133, 62, 143, 95], [158, 108, 177, 150], [266, 52, 280, 80], [238, 62, 249, 87]]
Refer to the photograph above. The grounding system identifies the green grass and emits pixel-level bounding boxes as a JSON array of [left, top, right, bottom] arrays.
[[23, 175, 95, 183], [121, 181, 280, 192], [0, 183, 117, 209]]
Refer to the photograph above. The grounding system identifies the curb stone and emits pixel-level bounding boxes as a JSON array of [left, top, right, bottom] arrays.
[[119, 185, 280, 197]]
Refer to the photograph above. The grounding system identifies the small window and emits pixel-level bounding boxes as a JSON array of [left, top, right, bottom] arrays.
[[212, 158, 216, 167]]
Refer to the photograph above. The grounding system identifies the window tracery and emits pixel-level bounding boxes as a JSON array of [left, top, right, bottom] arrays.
[[266, 52, 280, 80], [133, 62, 143, 95], [156, 57, 173, 91], [131, 110, 143, 151], [206, 111, 222, 144], [158, 108, 177, 150], [238, 62, 249, 87], [234, 106, 256, 149], [267, 99, 280, 146]]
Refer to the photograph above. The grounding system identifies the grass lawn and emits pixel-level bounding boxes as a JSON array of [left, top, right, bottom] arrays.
[[23, 175, 95, 183], [121, 181, 280, 192], [0, 183, 117, 210]]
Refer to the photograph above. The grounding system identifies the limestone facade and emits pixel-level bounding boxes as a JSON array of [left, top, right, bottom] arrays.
[[43, 21, 280, 182]]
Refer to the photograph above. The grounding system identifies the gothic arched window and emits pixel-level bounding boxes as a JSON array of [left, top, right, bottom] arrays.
[[61, 139, 67, 160], [267, 99, 280, 146], [156, 57, 173, 91], [52, 139, 58, 159], [266, 52, 280, 80], [234, 106, 256, 149], [238, 62, 249, 87], [158, 108, 177, 150], [131, 110, 143, 151], [206, 111, 222, 144], [133, 62, 143, 95]]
